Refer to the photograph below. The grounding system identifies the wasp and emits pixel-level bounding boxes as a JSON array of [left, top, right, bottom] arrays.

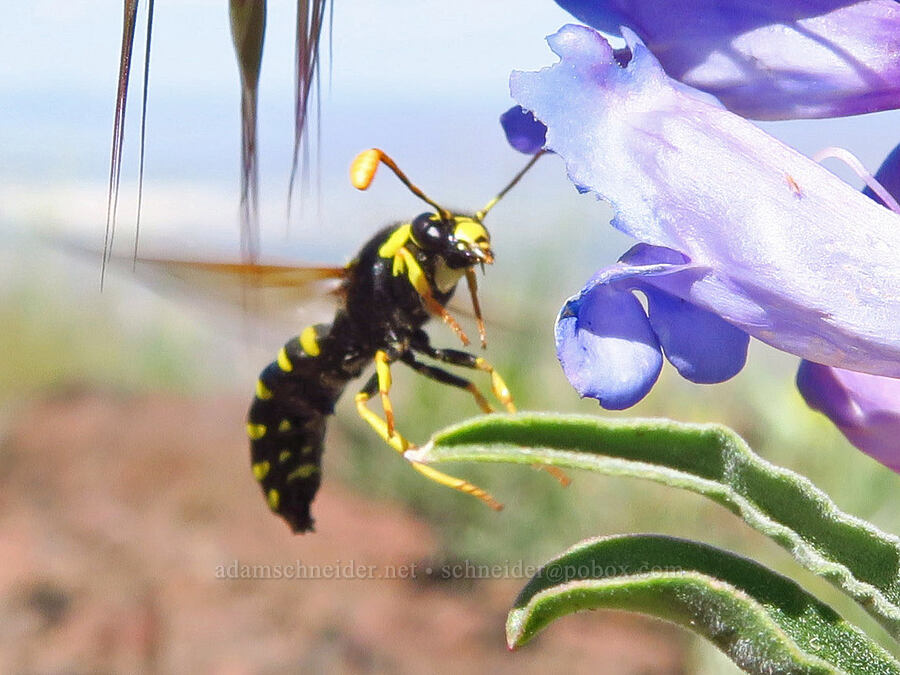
[[140, 148, 549, 533]]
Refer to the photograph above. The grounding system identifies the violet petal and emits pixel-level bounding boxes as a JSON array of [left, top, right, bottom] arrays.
[[555, 0, 900, 119], [643, 287, 749, 384], [797, 361, 900, 472], [556, 282, 662, 410], [500, 105, 547, 155]]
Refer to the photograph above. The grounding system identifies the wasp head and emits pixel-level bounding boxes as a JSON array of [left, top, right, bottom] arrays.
[[410, 212, 494, 269]]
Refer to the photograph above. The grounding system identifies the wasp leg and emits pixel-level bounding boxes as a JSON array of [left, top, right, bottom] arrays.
[[399, 352, 493, 414], [410, 333, 571, 488], [410, 338, 515, 413], [355, 372, 411, 454], [374, 350, 397, 437], [396, 247, 470, 346], [355, 360, 503, 510], [409, 462, 503, 511]]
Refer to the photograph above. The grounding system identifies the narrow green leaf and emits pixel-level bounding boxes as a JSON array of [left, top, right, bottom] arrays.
[[229, 0, 267, 263], [410, 414, 900, 637], [508, 535, 899, 674]]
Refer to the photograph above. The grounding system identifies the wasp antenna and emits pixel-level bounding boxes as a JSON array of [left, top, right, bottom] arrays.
[[476, 150, 545, 221], [349, 148, 382, 190], [350, 148, 450, 218]]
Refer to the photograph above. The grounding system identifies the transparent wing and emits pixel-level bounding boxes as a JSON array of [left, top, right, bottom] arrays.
[[129, 255, 347, 335]]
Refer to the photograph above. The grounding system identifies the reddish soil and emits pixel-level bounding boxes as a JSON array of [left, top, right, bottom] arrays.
[[0, 391, 687, 673]]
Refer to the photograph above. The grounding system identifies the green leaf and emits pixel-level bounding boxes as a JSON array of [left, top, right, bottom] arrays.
[[410, 414, 900, 637], [508, 535, 899, 674]]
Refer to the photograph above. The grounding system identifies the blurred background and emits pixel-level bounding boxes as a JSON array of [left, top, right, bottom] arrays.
[[1, 1, 898, 672]]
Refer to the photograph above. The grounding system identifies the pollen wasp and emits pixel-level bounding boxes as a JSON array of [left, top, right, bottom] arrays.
[[141, 148, 557, 533]]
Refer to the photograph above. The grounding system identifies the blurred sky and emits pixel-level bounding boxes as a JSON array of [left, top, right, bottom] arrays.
[[1, 0, 898, 268]]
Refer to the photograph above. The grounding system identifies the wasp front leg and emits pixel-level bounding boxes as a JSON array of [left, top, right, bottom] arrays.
[[410, 332, 571, 487], [394, 247, 471, 347], [399, 352, 494, 414], [410, 333, 515, 413]]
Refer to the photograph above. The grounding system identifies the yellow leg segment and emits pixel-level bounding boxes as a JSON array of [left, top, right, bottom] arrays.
[[471, 358, 569, 486], [410, 462, 503, 511], [375, 350, 396, 437], [474, 357, 516, 413], [355, 391, 410, 454], [466, 383, 494, 414], [397, 247, 470, 346], [355, 372, 503, 511]]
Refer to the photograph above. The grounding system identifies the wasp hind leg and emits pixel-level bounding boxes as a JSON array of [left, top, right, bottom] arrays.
[[354, 349, 503, 510]]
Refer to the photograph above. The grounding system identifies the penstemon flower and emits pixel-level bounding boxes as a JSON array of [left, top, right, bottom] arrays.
[[502, 24, 900, 466], [797, 144, 900, 471], [552, 0, 900, 120]]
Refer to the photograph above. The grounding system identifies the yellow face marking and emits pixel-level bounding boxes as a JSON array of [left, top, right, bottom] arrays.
[[278, 419, 292, 432], [277, 347, 293, 372], [378, 223, 412, 259], [279, 450, 292, 463], [453, 218, 489, 247], [255, 380, 273, 400], [300, 325, 321, 357], [252, 461, 271, 481], [246, 423, 267, 440], [267, 488, 280, 511], [287, 464, 319, 482]]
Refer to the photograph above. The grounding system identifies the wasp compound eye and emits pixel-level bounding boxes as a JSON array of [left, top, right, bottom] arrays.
[[410, 212, 446, 251]]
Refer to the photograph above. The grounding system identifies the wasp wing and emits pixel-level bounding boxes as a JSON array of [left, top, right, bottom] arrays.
[[128, 255, 347, 334]]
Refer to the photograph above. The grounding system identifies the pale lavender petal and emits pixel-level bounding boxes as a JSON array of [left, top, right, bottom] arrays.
[[555, 0, 900, 120], [556, 282, 661, 409], [797, 361, 900, 472], [500, 106, 547, 154], [512, 25, 900, 377], [798, 143, 900, 468]]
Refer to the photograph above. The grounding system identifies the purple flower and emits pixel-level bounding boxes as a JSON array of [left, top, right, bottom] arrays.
[[506, 25, 900, 413], [500, 106, 547, 155], [797, 362, 900, 472], [796, 143, 900, 472], [554, 0, 900, 120]]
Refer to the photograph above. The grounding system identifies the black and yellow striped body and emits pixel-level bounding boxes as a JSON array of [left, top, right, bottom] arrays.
[[247, 224, 465, 532]]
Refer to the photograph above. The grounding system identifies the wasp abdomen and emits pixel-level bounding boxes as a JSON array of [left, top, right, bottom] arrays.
[[247, 324, 339, 533]]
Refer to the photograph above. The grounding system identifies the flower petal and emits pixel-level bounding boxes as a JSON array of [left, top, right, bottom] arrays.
[[617, 244, 749, 383], [500, 106, 547, 154], [556, 283, 662, 409], [797, 361, 900, 473], [643, 286, 749, 384], [555, 0, 900, 120], [511, 25, 900, 377]]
